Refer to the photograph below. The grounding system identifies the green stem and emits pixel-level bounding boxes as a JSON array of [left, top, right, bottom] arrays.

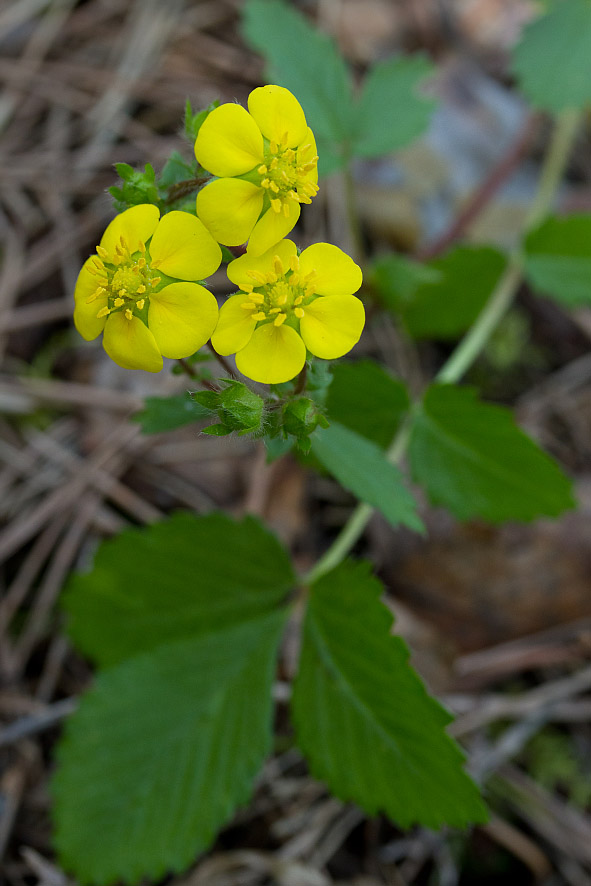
[[303, 107, 582, 587]]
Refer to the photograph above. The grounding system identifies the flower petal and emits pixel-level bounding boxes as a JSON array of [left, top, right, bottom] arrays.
[[102, 312, 163, 372], [236, 322, 306, 384], [99, 204, 160, 257], [247, 85, 307, 147], [148, 282, 218, 359], [197, 178, 264, 247], [227, 239, 297, 287], [149, 211, 221, 280], [73, 258, 108, 340], [211, 294, 257, 356], [299, 127, 319, 185], [246, 200, 300, 257], [299, 243, 362, 296], [194, 103, 264, 177], [300, 294, 365, 359]]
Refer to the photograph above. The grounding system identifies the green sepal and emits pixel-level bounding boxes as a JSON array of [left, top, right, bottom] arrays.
[[109, 163, 160, 212]]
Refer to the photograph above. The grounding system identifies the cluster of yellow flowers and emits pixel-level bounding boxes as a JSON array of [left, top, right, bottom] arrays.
[[74, 86, 364, 384]]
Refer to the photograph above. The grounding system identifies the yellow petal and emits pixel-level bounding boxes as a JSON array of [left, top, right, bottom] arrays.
[[299, 127, 319, 185], [149, 211, 221, 280], [299, 295, 365, 359], [211, 294, 257, 356], [247, 85, 307, 147], [197, 178, 264, 247], [102, 312, 163, 372], [236, 322, 306, 384], [227, 239, 297, 287], [99, 204, 160, 257], [194, 103, 264, 177], [148, 282, 218, 359], [73, 258, 108, 340], [246, 200, 300, 257], [299, 243, 362, 296]]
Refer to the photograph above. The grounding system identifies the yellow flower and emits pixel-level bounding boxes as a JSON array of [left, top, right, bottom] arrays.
[[212, 239, 364, 385], [194, 85, 319, 257], [73, 205, 221, 373]]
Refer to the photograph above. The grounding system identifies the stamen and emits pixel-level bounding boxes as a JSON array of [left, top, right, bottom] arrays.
[[137, 285, 146, 294], [270, 140, 278, 154], [136, 299, 145, 310], [250, 292, 264, 304], [274, 313, 287, 327], [124, 308, 134, 321], [150, 277, 161, 287], [295, 307, 304, 318], [273, 255, 284, 275], [257, 164, 268, 174], [247, 270, 268, 285], [96, 306, 110, 318], [138, 240, 146, 253], [269, 307, 281, 314], [241, 283, 253, 293], [294, 295, 304, 305], [283, 202, 290, 218], [253, 311, 267, 321], [290, 255, 300, 272], [241, 302, 256, 309], [86, 286, 106, 304], [113, 297, 125, 307], [96, 246, 109, 260], [269, 182, 280, 194], [290, 273, 300, 286], [271, 198, 282, 214], [261, 179, 271, 189], [266, 272, 277, 284]]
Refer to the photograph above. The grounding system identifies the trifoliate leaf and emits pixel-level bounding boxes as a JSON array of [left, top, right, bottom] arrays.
[[132, 392, 209, 434], [352, 55, 436, 158], [373, 247, 507, 339], [409, 384, 575, 522], [511, 0, 591, 111], [524, 214, 591, 307], [53, 611, 286, 885], [326, 360, 410, 449], [293, 561, 488, 829], [64, 512, 295, 667], [311, 421, 424, 532]]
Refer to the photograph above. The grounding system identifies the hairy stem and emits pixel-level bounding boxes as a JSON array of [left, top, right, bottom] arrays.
[[303, 107, 582, 587]]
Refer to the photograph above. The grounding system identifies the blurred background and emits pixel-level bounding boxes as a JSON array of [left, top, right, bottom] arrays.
[[2, 0, 591, 884]]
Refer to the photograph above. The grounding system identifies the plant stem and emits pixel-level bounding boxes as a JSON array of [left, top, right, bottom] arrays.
[[303, 107, 582, 586]]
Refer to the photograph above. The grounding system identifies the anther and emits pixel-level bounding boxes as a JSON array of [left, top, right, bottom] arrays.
[[253, 311, 267, 321], [273, 255, 284, 275], [96, 245, 109, 260], [295, 307, 304, 319], [138, 240, 146, 253], [283, 203, 290, 217], [294, 295, 304, 305], [261, 179, 271, 189], [96, 306, 111, 318], [274, 313, 287, 327], [125, 308, 134, 321], [290, 273, 300, 286], [242, 283, 253, 293], [257, 164, 268, 174], [136, 299, 145, 310], [118, 289, 127, 297], [266, 272, 277, 284], [270, 182, 280, 194], [113, 297, 125, 307], [86, 286, 106, 304], [150, 277, 161, 287], [290, 255, 300, 272], [247, 270, 268, 285], [271, 198, 282, 214], [137, 284, 146, 294], [270, 140, 278, 154], [269, 307, 281, 314]]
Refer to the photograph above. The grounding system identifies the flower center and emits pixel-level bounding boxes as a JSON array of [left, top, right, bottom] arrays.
[[257, 134, 319, 217], [85, 235, 162, 322], [240, 253, 317, 328]]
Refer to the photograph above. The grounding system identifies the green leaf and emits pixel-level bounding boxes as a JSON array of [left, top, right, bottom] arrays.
[[511, 0, 591, 112], [524, 214, 591, 307], [371, 253, 442, 313], [242, 0, 353, 173], [352, 55, 435, 158], [373, 246, 507, 339], [64, 512, 295, 667], [311, 421, 424, 532], [132, 392, 209, 434], [409, 384, 575, 522], [326, 359, 410, 448], [292, 561, 488, 829], [53, 611, 286, 885], [157, 151, 196, 190]]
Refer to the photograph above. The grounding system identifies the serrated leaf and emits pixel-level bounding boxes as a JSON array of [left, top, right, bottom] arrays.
[[242, 0, 353, 173], [511, 0, 591, 112], [311, 421, 424, 532], [524, 214, 591, 307], [64, 512, 295, 667], [326, 360, 410, 448], [352, 55, 435, 158], [373, 247, 507, 339], [53, 611, 286, 885], [292, 561, 488, 829], [409, 384, 575, 522], [132, 392, 209, 434], [158, 151, 196, 190]]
